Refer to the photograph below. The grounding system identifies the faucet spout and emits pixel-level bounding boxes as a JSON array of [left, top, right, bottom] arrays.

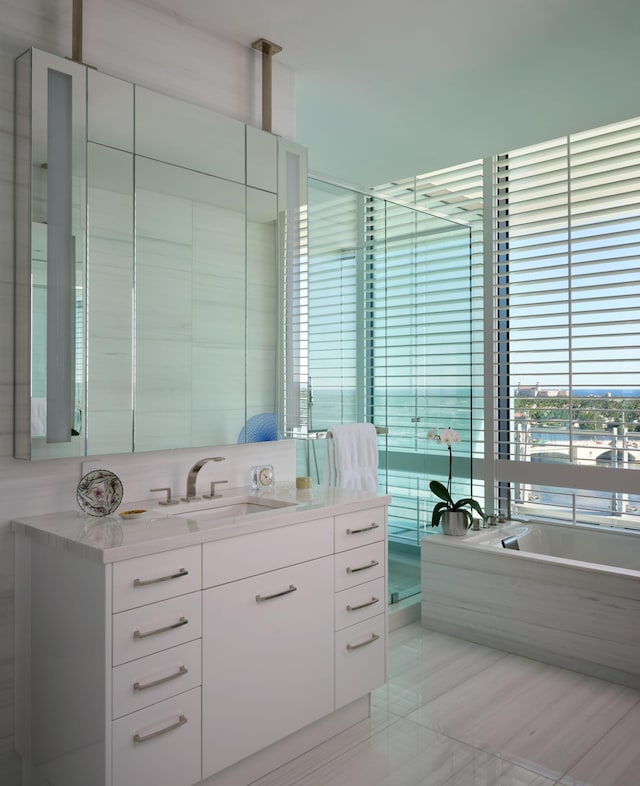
[[183, 456, 226, 502]]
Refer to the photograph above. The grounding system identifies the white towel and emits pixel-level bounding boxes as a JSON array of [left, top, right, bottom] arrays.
[[31, 397, 47, 438], [325, 423, 379, 492]]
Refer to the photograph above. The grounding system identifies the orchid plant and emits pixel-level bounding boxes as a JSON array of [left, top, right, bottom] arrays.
[[427, 427, 485, 528]]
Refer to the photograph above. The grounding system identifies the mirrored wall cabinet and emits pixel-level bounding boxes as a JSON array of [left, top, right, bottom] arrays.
[[15, 48, 307, 460]]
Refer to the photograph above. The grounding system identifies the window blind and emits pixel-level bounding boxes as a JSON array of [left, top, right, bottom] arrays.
[[496, 119, 640, 527], [306, 181, 361, 432]]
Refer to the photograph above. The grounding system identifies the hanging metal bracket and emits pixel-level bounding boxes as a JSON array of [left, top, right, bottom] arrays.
[[251, 38, 283, 133], [72, 0, 83, 63]]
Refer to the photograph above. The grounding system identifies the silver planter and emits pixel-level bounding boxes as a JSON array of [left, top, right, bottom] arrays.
[[441, 510, 468, 536]]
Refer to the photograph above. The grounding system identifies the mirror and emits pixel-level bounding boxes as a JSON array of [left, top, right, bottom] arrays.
[[134, 157, 247, 451], [15, 48, 298, 459]]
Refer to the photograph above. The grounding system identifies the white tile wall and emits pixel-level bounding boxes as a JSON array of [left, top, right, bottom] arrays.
[[0, 1, 296, 779]]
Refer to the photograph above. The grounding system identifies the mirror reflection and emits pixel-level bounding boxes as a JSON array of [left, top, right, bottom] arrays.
[[135, 157, 247, 451], [17, 49, 291, 459]]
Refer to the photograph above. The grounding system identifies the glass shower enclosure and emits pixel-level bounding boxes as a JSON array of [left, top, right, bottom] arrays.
[[286, 176, 473, 605]]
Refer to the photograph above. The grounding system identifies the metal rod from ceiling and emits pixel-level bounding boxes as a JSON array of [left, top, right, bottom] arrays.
[[72, 0, 83, 63], [251, 38, 283, 133]]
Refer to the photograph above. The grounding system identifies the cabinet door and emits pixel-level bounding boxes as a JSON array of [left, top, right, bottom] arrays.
[[202, 556, 334, 778]]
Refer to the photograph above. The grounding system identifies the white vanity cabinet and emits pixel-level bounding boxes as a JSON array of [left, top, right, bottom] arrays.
[[201, 516, 335, 777], [333, 507, 388, 709], [13, 495, 388, 786], [110, 546, 203, 786]]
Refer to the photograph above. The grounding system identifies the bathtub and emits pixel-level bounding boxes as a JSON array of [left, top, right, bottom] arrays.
[[421, 521, 640, 688]]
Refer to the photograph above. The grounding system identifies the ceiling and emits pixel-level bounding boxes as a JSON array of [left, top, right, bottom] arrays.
[[138, 0, 640, 188]]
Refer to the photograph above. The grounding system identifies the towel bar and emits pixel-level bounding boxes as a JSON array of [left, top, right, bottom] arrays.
[[321, 425, 388, 438]]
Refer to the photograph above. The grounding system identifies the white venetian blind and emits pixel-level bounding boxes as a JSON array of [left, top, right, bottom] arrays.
[[496, 118, 640, 526], [306, 180, 361, 431]]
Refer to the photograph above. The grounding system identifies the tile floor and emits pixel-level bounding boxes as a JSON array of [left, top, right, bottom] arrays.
[[253, 623, 640, 786]]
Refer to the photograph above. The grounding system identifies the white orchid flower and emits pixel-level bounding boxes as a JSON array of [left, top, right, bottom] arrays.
[[440, 427, 462, 445], [427, 428, 441, 442]]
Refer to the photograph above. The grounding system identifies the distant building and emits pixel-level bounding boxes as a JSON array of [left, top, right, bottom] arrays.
[[515, 382, 569, 398]]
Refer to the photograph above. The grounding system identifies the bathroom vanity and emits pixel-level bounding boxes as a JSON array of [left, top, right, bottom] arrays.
[[13, 487, 389, 786]]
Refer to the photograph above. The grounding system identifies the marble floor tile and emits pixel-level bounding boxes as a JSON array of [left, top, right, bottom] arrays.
[[255, 719, 488, 786], [374, 635, 507, 717], [254, 624, 640, 786], [405, 654, 562, 747], [387, 626, 506, 680], [500, 671, 640, 781], [558, 700, 640, 786], [439, 749, 559, 786], [251, 708, 400, 786], [405, 645, 639, 783], [253, 716, 558, 786]]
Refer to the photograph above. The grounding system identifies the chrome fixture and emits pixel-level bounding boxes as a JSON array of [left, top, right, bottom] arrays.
[[203, 480, 228, 500], [150, 486, 179, 506], [182, 456, 226, 502]]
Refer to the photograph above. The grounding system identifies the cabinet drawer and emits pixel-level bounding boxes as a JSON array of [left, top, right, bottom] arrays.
[[335, 577, 386, 630], [203, 516, 333, 588], [334, 541, 385, 592], [113, 592, 201, 666], [112, 545, 201, 612], [335, 615, 386, 709], [334, 507, 385, 552], [112, 687, 201, 786], [112, 639, 201, 719]]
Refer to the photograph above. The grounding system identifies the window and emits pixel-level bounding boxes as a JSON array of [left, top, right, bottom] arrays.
[[495, 120, 640, 529], [375, 118, 640, 531]]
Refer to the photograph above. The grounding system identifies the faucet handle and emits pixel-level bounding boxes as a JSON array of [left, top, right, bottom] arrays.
[[203, 480, 228, 500], [150, 487, 179, 506]]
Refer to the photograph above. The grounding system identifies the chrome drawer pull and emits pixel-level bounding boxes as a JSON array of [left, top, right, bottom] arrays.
[[347, 596, 379, 612], [346, 523, 379, 535], [256, 584, 297, 602], [346, 560, 379, 574], [133, 665, 188, 691], [133, 714, 187, 744], [347, 633, 380, 651], [133, 616, 188, 639], [133, 567, 188, 587]]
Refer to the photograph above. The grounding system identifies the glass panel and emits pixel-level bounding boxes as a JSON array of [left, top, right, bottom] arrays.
[[244, 188, 279, 442], [305, 177, 473, 604], [86, 143, 134, 454], [134, 157, 246, 451]]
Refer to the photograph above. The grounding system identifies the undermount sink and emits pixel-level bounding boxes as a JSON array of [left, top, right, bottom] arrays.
[[172, 498, 297, 522]]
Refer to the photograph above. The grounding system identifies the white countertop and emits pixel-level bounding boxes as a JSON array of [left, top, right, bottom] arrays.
[[11, 484, 391, 563]]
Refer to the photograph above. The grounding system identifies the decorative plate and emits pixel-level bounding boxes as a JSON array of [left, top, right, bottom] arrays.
[[76, 469, 123, 517]]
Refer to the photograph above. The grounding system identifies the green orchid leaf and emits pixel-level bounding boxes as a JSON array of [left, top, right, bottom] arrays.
[[451, 498, 485, 518], [431, 501, 449, 527], [429, 480, 453, 505]]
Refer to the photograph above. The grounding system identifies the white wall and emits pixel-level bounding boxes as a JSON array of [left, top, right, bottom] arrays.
[[0, 1, 296, 779]]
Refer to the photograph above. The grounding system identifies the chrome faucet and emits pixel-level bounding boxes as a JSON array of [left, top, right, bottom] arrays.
[[182, 456, 226, 502]]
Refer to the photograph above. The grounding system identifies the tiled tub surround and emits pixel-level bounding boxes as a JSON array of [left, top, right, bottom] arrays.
[[13, 483, 390, 786], [421, 522, 640, 688]]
